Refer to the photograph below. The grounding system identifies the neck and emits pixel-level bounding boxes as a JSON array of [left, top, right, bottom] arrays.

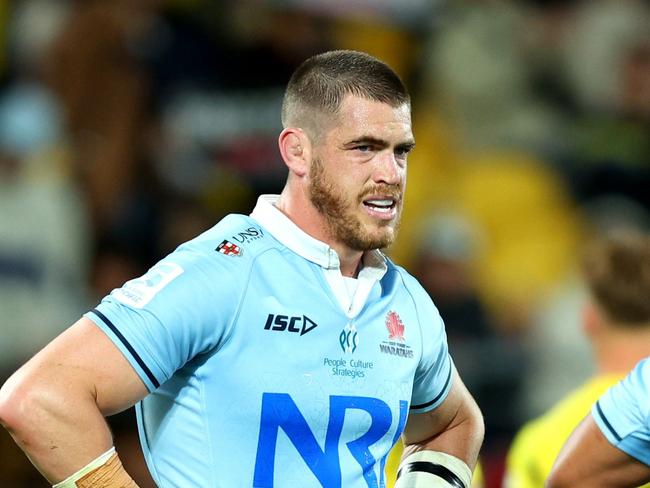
[[276, 187, 364, 278], [335, 247, 364, 278], [593, 324, 650, 375]]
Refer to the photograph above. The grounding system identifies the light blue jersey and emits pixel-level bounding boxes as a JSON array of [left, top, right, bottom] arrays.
[[593, 357, 650, 466], [86, 196, 453, 487]]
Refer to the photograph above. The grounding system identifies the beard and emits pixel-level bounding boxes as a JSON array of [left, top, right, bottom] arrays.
[[308, 157, 402, 252]]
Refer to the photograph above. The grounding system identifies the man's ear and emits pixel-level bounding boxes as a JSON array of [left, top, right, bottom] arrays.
[[278, 128, 311, 177]]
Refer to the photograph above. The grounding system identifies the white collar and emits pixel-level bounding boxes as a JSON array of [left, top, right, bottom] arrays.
[[251, 195, 388, 317], [250, 195, 387, 276]]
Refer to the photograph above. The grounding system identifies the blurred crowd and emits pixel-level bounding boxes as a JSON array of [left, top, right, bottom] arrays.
[[0, 0, 648, 487]]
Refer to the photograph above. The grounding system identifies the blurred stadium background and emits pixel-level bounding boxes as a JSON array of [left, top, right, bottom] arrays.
[[0, 0, 647, 486]]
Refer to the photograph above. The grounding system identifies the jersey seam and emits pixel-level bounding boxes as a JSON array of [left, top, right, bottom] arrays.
[[217, 245, 276, 352], [201, 213, 270, 352], [395, 267, 450, 411], [196, 369, 217, 488], [136, 401, 163, 486], [395, 268, 425, 375], [174, 232, 261, 486]]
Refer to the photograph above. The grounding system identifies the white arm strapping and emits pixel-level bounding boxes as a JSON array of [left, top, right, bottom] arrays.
[[53, 447, 116, 488], [395, 450, 472, 488]]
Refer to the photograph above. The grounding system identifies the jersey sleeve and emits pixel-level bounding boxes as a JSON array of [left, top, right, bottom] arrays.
[[408, 282, 453, 414], [85, 245, 247, 392], [592, 358, 650, 466]]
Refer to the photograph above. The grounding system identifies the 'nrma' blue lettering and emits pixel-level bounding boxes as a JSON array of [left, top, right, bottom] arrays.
[[253, 393, 395, 487], [337, 396, 392, 487]]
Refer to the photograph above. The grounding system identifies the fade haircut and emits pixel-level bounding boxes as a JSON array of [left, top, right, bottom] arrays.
[[582, 231, 650, 326], [281, 50, 410, 137]]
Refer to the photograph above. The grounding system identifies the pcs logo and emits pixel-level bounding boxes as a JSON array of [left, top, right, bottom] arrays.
[[264, 314, 318, 336]]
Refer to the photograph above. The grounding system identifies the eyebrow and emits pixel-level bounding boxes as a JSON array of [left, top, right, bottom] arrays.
[[343, 136, 416, 152], [396, 140, 416, 153]]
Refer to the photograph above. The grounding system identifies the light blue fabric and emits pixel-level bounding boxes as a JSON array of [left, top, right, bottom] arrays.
[[593, 357, 650, 466], [86, 213, 452, 487]]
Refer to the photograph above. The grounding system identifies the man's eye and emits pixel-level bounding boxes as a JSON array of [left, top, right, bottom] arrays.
[[355, 145, 372, 152]]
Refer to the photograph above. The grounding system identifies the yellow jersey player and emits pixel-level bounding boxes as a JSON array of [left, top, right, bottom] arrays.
[[504, 230, 650, 488]]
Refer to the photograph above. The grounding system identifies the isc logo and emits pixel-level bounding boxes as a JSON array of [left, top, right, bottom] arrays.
[[264, 314, 318, 336]]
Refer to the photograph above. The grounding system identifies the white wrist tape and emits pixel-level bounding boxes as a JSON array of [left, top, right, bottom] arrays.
[[395, 450, 472, 488], [53, 447, 116, 488]]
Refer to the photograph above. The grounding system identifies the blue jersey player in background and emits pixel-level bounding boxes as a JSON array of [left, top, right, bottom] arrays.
[[548, 355, 650, 487], [0, 50, 484, 488]]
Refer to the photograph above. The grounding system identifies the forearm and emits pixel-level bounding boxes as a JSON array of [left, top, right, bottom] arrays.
[[0, 367, 114, 483]]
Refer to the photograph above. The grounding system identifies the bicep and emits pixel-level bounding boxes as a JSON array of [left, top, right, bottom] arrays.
[[403, 369, 464, 445], [17, 316, 148, 416], [402, 369, 483, 467], [549, 414, 650, 488]]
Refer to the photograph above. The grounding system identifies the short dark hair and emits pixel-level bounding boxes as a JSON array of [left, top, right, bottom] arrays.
[[582, 231, 650, 325], [281, 50, 410, 130]]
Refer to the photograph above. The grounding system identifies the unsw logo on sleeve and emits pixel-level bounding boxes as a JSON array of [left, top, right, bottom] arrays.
[[215, 226, 264, 256], [216, 240, 243, 257]]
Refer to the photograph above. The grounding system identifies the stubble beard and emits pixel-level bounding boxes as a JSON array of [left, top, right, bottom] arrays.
[[308, 158, 401, 252]]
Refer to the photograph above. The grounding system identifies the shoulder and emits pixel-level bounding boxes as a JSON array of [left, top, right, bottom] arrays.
[[183, 214, 274, 255], [383, 258, 447, 348], [600, 360, 650, 416], [125, 214, 279, 298], [384, 258, 422, 293], [105, 215, 277, 323], [384, 258, 435, 309], [596, 360, 650, 431], [628, 358, 650, 394]]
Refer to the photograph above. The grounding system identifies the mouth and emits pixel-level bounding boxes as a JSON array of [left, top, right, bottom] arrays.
[[362, 196, 399, 220]]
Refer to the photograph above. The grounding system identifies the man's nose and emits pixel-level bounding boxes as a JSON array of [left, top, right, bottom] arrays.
[[373, 151, 402, 186]]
